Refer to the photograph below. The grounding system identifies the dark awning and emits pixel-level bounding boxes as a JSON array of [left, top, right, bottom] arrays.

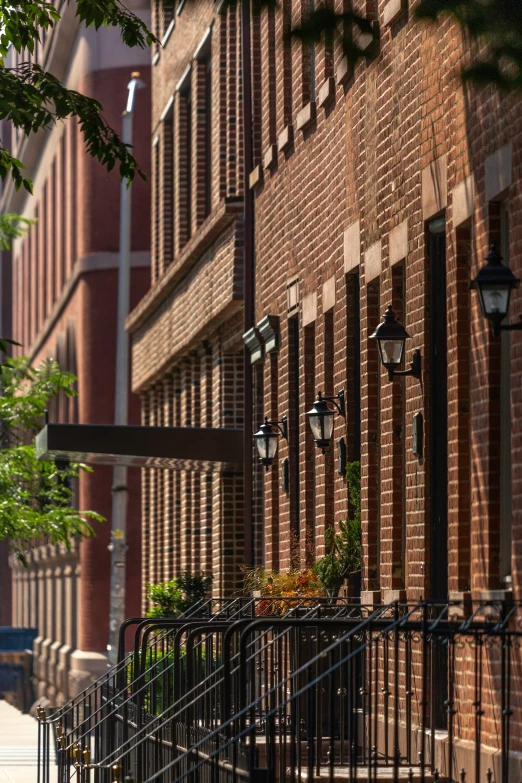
[[36, 424, 243, 472]]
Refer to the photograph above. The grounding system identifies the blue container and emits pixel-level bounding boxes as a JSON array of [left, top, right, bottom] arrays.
[[0, 627, 38, 651]]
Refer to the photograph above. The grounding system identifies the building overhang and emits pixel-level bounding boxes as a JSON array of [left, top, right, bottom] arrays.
[[36, 424, 243, 472]]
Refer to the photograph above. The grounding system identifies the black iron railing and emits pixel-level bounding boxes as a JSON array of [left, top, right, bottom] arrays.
[[38, 599, 522, 783]]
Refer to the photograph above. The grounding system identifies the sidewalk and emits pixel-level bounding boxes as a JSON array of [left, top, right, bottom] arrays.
[[0, 700, 57, 783]]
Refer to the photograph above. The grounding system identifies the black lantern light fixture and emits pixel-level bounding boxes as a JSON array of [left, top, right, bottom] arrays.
[[253, 416, 287, 471], [470, 244, 521, 336], [306, 390, 345, 453], [370, 305, 421, 382]]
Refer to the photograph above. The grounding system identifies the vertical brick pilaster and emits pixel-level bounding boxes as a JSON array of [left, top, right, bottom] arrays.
[[226, 5, 237, 197], [65, 120, 77, 279], [163, 375, 174, 578], [301, 323, 316, 567], [200, 346, 213, 576], [216, 12, 228, 203], [380, 266, 405, 590], [30, 222, 37, 345], [191, 354, 201, 572], [287, 318, 300, 567], [152, 137, 161, 284], [192, 60, 210, 231], [263, 352, 280, 570], [447, 226, 471, 593], [161, 119, 174, 271], [251, 6, 262, 165], [173, 370, 182, 576], [235, 1, 243, 196], [361, 279, 380, 590], [174, 92, 191, 253], [470, 204, 502, 591], [180, 359, 193, 572], [141, 394, 151, 612], [276, 0, 292, 133], [55, 132, 65, 297], [314, 311, 335, 560], [253, 362, 265, 567]]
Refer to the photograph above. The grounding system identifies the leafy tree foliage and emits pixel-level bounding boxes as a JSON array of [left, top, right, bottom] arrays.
[[292, 0, 522, 92], [0, 213, 36, 251], [0, 356, 103, 564], [0, 0, 156, 193], [416, 0, 522, 92]]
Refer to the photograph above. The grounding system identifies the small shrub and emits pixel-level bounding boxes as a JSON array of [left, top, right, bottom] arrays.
[[146, 571, 212, 618], [242, 566, 325, 615]]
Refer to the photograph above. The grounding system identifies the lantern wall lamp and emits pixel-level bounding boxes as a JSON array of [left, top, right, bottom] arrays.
[[306, 390, 345, 453], [470, 244, 521, 336], [370, 305, 421, 382], [253, 416, 287, 471]]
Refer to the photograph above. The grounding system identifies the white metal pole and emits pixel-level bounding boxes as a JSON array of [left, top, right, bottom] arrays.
[[108, 73, 145, 666]]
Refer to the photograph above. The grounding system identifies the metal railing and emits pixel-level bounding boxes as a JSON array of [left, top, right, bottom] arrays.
[[40, 599, 522, 783], [37, 597, 356, 782]]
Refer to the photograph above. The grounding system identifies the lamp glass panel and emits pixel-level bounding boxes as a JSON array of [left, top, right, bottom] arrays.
[[309, 414, 323, 442], [378, 338, 404, 366], [267, 433, 278, 459], [255, 436, 267, 460], [479, 284, 510, 318], [322, 412, 334, 441], [309, 411, 334, 442]]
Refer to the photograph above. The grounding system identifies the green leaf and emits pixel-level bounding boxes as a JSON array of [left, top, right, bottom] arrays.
[[0, 356, 104, 561]]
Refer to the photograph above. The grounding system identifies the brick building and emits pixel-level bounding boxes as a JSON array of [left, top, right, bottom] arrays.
[[126, 0, 248, 599], [1, 5, 151, 702], [134, 0, 522, 767]]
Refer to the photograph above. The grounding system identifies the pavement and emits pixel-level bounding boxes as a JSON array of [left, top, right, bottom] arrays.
[[0, 700, 57, 783]]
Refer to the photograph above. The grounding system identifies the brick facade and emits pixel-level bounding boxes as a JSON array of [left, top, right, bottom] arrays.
[[1, 11, 151, 702], [137, 0, 522, 761]]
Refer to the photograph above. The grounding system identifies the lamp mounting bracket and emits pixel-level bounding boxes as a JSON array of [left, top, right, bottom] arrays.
[[323, 390, 345, 417], [388, 349, 421, 382], [266, 415, 288, 440], [494, 315, 522, 336]]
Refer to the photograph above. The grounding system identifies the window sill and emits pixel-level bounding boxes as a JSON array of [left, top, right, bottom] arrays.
[[317, 77, 335, 108], [335, 57, 352, 86], [296, 101, 316, 131], [263, 144, 277, 171], [383, 0, 406, 26], [277, 124, 294, 153], [249, 164, 263, 190]]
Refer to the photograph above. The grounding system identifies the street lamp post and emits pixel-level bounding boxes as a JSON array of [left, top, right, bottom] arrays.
[[107, 72, 145, 666]]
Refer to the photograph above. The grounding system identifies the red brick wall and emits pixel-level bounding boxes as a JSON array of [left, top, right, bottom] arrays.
[[251, 0, 522, 608], [10, 61, 152, 654]]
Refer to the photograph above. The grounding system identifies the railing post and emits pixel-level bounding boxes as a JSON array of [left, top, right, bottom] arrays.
[[393, 601, 400, 783], [420, 603, 428, 783]]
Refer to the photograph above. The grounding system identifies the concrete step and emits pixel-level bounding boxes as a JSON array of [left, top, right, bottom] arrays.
[[0, 747, 40, 766]]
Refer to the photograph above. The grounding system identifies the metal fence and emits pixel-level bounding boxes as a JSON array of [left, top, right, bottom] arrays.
[[38, 599, 522, 783]]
